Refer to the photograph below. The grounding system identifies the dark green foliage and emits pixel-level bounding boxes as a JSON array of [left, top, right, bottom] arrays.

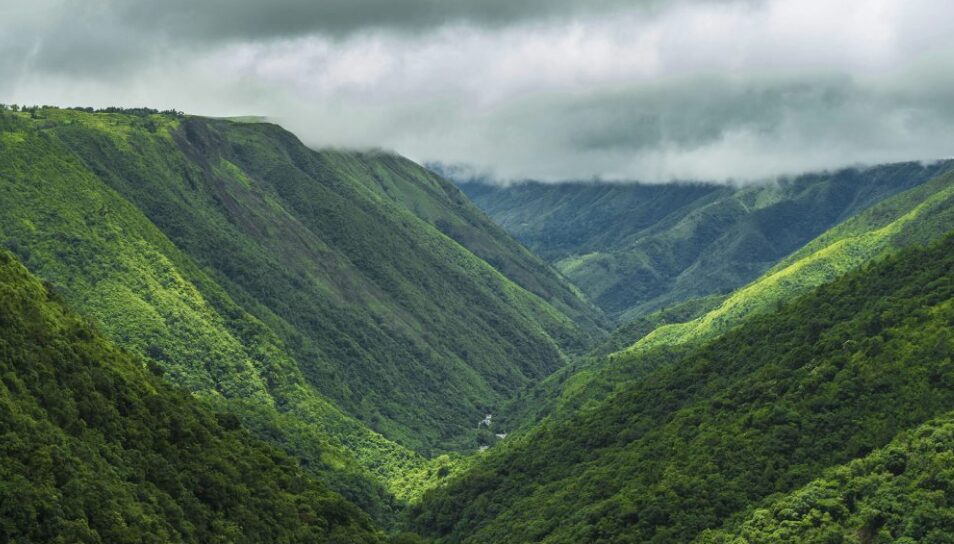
[[500, 165, 954, 435], [66, 105, 185, 117], [699, 413, 954, 543], [494, 294, 724, 433], [0, 106, 604, 522], [459, 162, 951, 320], [326, 152, 605, 337], [0, 250, 384, 543], [411, 233, 954, 543]]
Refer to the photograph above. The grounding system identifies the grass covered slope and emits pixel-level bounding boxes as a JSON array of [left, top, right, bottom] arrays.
[[459, 162, 950, 320], [28, 108, 600, 453], [0, 250, 384, 543], [0, 107, 602, 458], [411, 233, 954, 543]]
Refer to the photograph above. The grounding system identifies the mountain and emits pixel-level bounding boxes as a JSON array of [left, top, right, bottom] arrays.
[[331, 152, 603, 331], [627, 163, 954, 354], [10, 103, 954, 543], [0, 249, 386, 543], [0, 107, 602, 518], [457, 161, 953, 321], [497, 164, 954, 434], [410, 231, 954, 543]]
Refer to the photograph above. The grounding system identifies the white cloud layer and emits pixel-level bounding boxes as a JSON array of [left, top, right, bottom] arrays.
[[1, 0, 953, 182]]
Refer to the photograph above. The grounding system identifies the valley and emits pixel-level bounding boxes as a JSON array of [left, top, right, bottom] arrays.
[[3, 105, 954, 543], [5, 2, 954, 542]]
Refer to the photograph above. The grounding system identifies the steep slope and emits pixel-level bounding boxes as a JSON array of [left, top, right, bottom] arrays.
[[630, 165, 954, 354], [321, 151, 602, 331], [0, 249, 384, 543], [0, 107, 607, 528], [0, 108, 603, 461], [0, 108, 420, 521], [458, 161, 951, 320], [500, 165, 954, 432], [38, 108, 600, 450], [411, 233, 954, 543], [589, 294, 726, 358], [457, 178, 724, 263]]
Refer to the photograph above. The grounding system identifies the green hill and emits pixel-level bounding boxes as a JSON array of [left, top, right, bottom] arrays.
[[0, 107, 601, 519], [459, 161, 951, 321], [628, 165, 954, 354], [0, 249, 385, 543], [0, 107, 424, 521], [330, 151, 603, 331], [410, 233, 954, 543], [498, 165, 954, 433]]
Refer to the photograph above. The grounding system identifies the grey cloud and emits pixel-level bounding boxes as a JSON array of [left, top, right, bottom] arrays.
[[2, 0, 953, 183], [115, 0, 689, 41], [1, 0, 693, 79], [339, 75, 954, 182], [561, 82, 803, 153]]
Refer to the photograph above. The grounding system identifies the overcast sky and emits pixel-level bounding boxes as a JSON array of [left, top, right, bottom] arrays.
[[2, 0, 953, 182]]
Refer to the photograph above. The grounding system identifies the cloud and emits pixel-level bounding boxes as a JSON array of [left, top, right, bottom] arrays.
[[1, 0, 953, 182], [115, 0, 690, 41]]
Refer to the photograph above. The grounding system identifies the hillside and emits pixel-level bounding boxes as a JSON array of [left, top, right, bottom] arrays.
[[628, 165, 954, 354], [328, 151, 602, 329], [411, 232, 954, 543], [0, 249, 386, 543], [458, 161, 951, 320], [498, 165, 954, 432], [0, 108, 426, 521], [0, 107, 602, 519]]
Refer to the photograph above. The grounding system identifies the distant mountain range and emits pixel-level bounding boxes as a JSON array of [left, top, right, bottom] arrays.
[[452, 161, 952, 321]]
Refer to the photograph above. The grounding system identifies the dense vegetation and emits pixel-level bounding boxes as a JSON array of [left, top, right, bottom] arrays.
[[8, 103, 954, 542], [43, 108, 601, 449], [458, 161, 951, 320], [411, 233, 954, 543], [501, 165, 954, 432], [588, 294, 726, 357], [0, 250, 386, 543], [0, 108, 422, 521], [0, 107, 605, 523], [700, 412, 954, 543], [629, 165, 954, 354]]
